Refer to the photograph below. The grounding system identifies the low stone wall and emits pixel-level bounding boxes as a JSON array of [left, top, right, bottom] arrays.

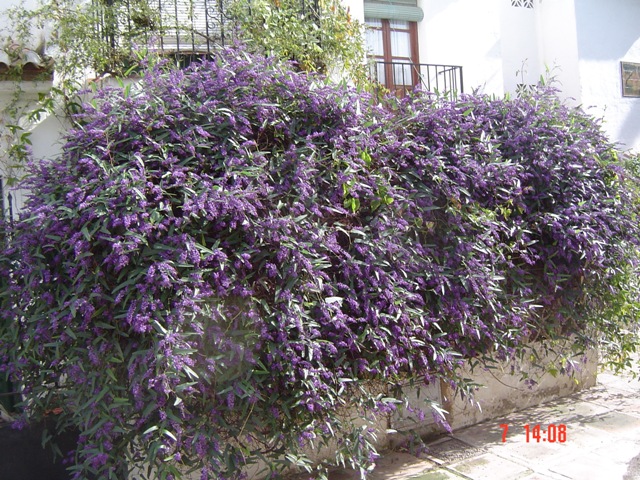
[[280, 342, 598, 478], [147, 343, 600, 479], [388, 343, 598, 446]]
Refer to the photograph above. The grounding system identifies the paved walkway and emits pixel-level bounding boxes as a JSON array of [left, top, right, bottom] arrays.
[[323, 365, 640, 480]]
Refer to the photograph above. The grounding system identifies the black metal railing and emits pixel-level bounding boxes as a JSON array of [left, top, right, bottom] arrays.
[[7, 191, 13, 229], [92, 0, 235, 71], [0, 177, 16, 414], [369, 61, 464, 100], [0, 178, 4, 224], [92, 0, 319, 71]]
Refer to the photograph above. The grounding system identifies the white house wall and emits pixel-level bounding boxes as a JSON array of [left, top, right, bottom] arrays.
[[500, 0, 544, 95], [575, 0, 640, 153], [418, 0, 505, 96], [414, 0, 579, 99], [537, 0, 581, 103], [0, 0, 49, 54]]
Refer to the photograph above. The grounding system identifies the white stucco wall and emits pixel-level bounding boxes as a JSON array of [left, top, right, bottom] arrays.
[[574, 0, 640, 152], [499, 0, 543, 95], [0, 0, 49, 52], [537, 0, 581, 103], [418, 0, 504, 96], [0, 0, 63, 219], [344, 0, 366, 23], [0, 77, 59, 216], [6, 114, 66, 215]]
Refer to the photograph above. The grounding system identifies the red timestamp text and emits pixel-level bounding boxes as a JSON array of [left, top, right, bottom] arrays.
[[500, 423, 567, 443]]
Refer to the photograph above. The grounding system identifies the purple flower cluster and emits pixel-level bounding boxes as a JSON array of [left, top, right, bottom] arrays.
[[0, 48, 637, 479]]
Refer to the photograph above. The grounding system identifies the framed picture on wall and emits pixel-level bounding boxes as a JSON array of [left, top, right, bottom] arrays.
[[621, 62, 640, 97]]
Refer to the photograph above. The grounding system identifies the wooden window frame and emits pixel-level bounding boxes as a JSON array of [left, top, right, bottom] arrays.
[[367, 19, 420, 91]]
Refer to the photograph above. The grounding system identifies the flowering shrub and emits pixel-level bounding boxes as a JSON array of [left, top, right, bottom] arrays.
[[0, 49, 638, 479], [386, 91, 640, 360]]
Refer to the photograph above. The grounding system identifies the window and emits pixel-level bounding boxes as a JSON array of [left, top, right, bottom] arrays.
[[516, 83, 536, 97], [366, 18, 419, 94]]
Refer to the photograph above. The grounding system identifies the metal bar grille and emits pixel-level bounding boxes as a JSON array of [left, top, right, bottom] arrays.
[[0, 178, 4, 222], [369, 61, 464, 100], [93, 0, 322, 71], [92, 0, 237, 71], [370, 62, 464, 99], [0, 177, 9, 244]]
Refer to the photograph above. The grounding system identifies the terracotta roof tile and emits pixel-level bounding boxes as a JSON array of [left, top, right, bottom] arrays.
[[0, 47, 53, 81]]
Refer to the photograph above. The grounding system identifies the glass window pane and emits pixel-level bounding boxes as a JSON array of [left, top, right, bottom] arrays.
[[365, 27, 384, 56], [393, 63, 413, 86], [389, 19, 410, 30], [390, 30, 411, 58], [365, 18, 382, 28], [369, 62, 386, 84]]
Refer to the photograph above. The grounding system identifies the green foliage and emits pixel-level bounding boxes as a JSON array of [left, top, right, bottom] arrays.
[[229, 0, 370, 86], [0, 0, 371, 184], [594, 152, 640, 377], [3, 0, 158, 79]]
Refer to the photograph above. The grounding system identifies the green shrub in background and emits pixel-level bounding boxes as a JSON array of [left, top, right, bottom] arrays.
[[229, 0, 370, 86]]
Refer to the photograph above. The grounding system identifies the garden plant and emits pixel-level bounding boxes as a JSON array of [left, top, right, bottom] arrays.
[[0, 48, 639, 479]]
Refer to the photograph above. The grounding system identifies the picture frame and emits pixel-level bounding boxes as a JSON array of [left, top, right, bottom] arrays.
[[621, 61, 640, 97]]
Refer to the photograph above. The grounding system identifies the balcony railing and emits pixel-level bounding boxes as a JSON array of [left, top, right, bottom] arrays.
[[93, 0, 234, 70], [92, 1, 463, 98], [369, 61, 464, 100], [92, 0, 318, 71]]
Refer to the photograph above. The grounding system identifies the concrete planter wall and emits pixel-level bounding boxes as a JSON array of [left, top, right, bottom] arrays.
[[277, 342, 597, 478], [12, 344, 595, 480], [389, 343, 598, 445]]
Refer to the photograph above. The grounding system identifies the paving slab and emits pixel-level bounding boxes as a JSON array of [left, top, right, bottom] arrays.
[[318, 453, 437, 480], [447, 453, 532, 480], [423, 437, 484, 465], [518, 472, 570, 480], [491, 435, 577, 466], [596, 373, 640, 393], [497, 396, 611, 427], [368, 452, 435, 480], [595, 437, 640, 466], [579, 383, 630, 402], [550, 422, 615, 453], [576, 410, 640, 436], [410, 469, 469, 480], [447, 422, 507, 448], [547, 451, 629, 480]]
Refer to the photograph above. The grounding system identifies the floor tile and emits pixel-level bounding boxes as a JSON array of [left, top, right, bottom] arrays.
[[448, 453, 532, 480], [410, 469, 469, 480], [548, 452, 628, 480]]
